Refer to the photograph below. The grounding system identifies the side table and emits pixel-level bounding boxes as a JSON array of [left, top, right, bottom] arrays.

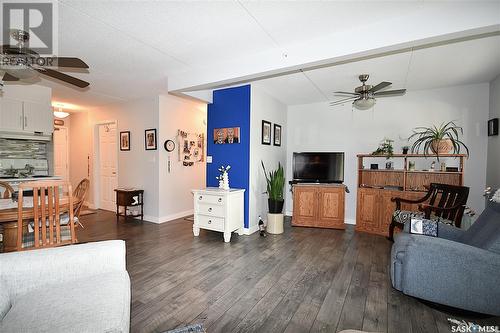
[[114, 189, 144, 222]]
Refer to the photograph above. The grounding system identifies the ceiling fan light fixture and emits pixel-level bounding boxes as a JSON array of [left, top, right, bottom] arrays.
[[4, 66, 37, 80], [353, 97, 376, 110]]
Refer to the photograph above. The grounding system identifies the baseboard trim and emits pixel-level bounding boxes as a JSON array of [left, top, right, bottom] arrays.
[[344, 218, 356, 225], [145, 210, 194, 224], [242, 224, 259, 235]]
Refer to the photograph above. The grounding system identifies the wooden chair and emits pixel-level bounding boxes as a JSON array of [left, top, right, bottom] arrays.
[[388, 183, 470, 241], [16, 180, 77, 251], [0, 181, 14, 199], [73, 178, 90, 224]]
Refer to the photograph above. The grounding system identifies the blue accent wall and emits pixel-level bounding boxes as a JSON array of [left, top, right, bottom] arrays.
[[207, 85, 251, 228]]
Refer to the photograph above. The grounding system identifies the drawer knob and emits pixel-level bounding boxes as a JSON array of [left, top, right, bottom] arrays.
[[199, 196, 203, 200], [218, 198, 222, 202], [208, 220, 212, 224], [208, 207, 212, 212]]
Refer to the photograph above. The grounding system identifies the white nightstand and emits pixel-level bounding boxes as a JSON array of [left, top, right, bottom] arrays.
[[192, 188, 245, 242]]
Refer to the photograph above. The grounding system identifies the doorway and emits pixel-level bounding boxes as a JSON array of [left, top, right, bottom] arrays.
[[96, 122, 118, 211], [53, 126, 69, 181]]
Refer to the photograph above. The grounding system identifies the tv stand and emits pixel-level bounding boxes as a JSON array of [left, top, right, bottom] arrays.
[[291, 183, 345, 229]]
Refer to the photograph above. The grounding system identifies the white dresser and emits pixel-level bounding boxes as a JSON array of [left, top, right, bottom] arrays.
[[192, 188, 245, 242]]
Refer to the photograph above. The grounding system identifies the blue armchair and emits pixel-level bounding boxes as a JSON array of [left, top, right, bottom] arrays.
[[390, 198, 500, 316]]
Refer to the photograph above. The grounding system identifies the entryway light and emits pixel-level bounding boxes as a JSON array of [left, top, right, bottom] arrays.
[[53, 107, 69, 119]]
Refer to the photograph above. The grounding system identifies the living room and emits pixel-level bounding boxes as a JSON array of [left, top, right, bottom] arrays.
[[1, 1, 500, 333]]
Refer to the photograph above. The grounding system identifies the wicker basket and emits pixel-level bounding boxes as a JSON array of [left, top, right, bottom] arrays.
[[431, 139, 453, 154]]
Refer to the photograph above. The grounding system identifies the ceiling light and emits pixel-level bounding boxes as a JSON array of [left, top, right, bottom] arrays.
[[353, 97, 375, 110], [53, 107, 69, 119]]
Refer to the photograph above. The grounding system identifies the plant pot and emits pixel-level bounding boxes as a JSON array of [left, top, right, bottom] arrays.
[[402, 148, 409, 154], [431, 139, 453, 154], [268, 199, 284, 214]]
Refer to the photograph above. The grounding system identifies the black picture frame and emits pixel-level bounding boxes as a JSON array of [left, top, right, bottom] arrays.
[[262, 120, 271, 145], [273, 124, 282, 146], [488, 118, 498, 136], [120, 131, 131, 151], [145, 128, 157, 150]]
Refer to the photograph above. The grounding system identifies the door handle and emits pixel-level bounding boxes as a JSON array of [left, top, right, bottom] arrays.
[[112, 172, 116, 175]]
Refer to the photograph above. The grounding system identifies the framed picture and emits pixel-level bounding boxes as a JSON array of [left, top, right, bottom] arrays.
[[120, 131, 130, 151], [488, 118, 498, 136], [273, 124, 281, 146], [213, 127, 240, 144], [262, 120, 271, 145], [145, 128, 157, 150]]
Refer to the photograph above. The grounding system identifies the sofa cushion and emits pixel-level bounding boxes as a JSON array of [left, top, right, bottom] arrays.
[[460, 200, 500, 254], [0, 278, 10, 320], [0, 271, 130, 333]]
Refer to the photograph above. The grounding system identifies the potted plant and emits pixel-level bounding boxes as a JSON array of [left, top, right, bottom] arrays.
[[402, 146, 409, 154], [372, 138, 394, 159], [261, 161, 285, 214], [409, 121, 469, 157]]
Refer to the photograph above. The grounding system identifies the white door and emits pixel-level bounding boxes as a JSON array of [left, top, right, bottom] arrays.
[[53, 127, 69, 181], [0, 98, 24, 131], [98, 123, 118, 211]]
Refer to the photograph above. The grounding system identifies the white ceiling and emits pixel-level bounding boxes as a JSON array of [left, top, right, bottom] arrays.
[[253, 35, 500, 105], [2, 1, 499, 110]]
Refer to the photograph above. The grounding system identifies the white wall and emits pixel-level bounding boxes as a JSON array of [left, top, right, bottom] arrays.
[[67, 94, 207, 223], [286, 83, 490, 223], [249, 85, 287, 233], [158, 94, 207, 222], [487, 75, 500, 188]]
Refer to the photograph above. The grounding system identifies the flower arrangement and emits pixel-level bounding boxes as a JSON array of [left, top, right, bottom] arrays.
[[216, 165, 231, 190], [372, 138, 394, 159]]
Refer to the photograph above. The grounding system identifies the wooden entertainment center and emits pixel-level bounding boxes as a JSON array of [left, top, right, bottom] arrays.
[[292, 183, 345, 229], [356, 153, 466, 236]]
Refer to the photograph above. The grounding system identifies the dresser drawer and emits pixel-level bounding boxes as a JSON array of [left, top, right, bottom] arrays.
[[197, 215, 224, 231], [197, 203, 224, 217], [195, 194, 224, 205]]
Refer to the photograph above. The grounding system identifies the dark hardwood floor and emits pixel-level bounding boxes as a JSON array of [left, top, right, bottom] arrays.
[[77, 210, 500, 333]]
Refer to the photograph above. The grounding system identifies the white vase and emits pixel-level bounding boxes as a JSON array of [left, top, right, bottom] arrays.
[[222, 172, 230, 190]]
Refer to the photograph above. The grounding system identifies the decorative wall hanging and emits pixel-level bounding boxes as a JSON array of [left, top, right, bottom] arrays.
[[145, 129, 157, 150], [262, 120, 271, 145], [178, 130, 204, 166], [120, 131, 130, 151], [213, 127, 240, 144], [273, 124, 282, 147], [488, 118, 498, 136]]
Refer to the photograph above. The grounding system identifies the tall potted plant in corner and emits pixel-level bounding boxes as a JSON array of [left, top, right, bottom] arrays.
[[261, 161, 285, 213], [409, 121, 470, 157]]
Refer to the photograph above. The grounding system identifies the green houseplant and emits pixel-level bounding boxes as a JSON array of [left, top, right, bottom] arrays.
[[409, 121, 469, 157], [372, 138, 394, 159], [261, 161, 285, 214]]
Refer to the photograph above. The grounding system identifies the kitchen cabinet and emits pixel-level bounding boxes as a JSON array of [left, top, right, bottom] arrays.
[[292, 184, 345, 229], [0, 97, 53, 135]]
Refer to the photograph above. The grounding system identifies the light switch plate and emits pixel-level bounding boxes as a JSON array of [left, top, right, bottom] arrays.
[[207, 156, 213, 163]]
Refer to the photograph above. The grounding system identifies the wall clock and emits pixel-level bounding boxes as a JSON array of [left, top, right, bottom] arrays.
[[164, 140, 175, 152]]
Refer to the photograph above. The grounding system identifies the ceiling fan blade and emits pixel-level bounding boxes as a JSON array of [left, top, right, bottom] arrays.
[[369, 81, 392, 92], [2, 72, 20, 81], [52, 57, 89, 69], [334, 91, 360, 96], [373, 89, 406, 97], [36, 68, 89, 88], [330, 96, 357, 105]]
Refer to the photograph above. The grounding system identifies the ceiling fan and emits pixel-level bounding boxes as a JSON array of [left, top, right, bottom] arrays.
[[0, 29, 89, 89], [330, 74, 406, 110]]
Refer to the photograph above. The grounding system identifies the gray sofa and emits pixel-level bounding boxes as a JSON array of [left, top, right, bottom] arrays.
[[0, 240, 131, 332], [391, 199, 500, 316]]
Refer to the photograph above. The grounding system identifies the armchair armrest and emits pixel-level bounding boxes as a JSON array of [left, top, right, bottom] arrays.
[[392, 192, 431, 210], [399, 236, 500, 314], [0, 240, 126, 299]]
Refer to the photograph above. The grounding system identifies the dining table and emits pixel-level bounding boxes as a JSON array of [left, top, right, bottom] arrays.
[[0, 196, 80, 252]]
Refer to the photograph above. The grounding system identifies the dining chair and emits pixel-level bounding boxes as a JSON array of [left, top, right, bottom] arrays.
[[0, 181, 14, 199], [16, 180, 77, 251]]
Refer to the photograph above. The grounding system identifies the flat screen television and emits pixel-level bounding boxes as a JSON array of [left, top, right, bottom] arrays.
[[293, 152, 344, 183]]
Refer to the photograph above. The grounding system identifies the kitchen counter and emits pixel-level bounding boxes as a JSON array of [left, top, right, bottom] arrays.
[[0, 176, 62, 182]]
